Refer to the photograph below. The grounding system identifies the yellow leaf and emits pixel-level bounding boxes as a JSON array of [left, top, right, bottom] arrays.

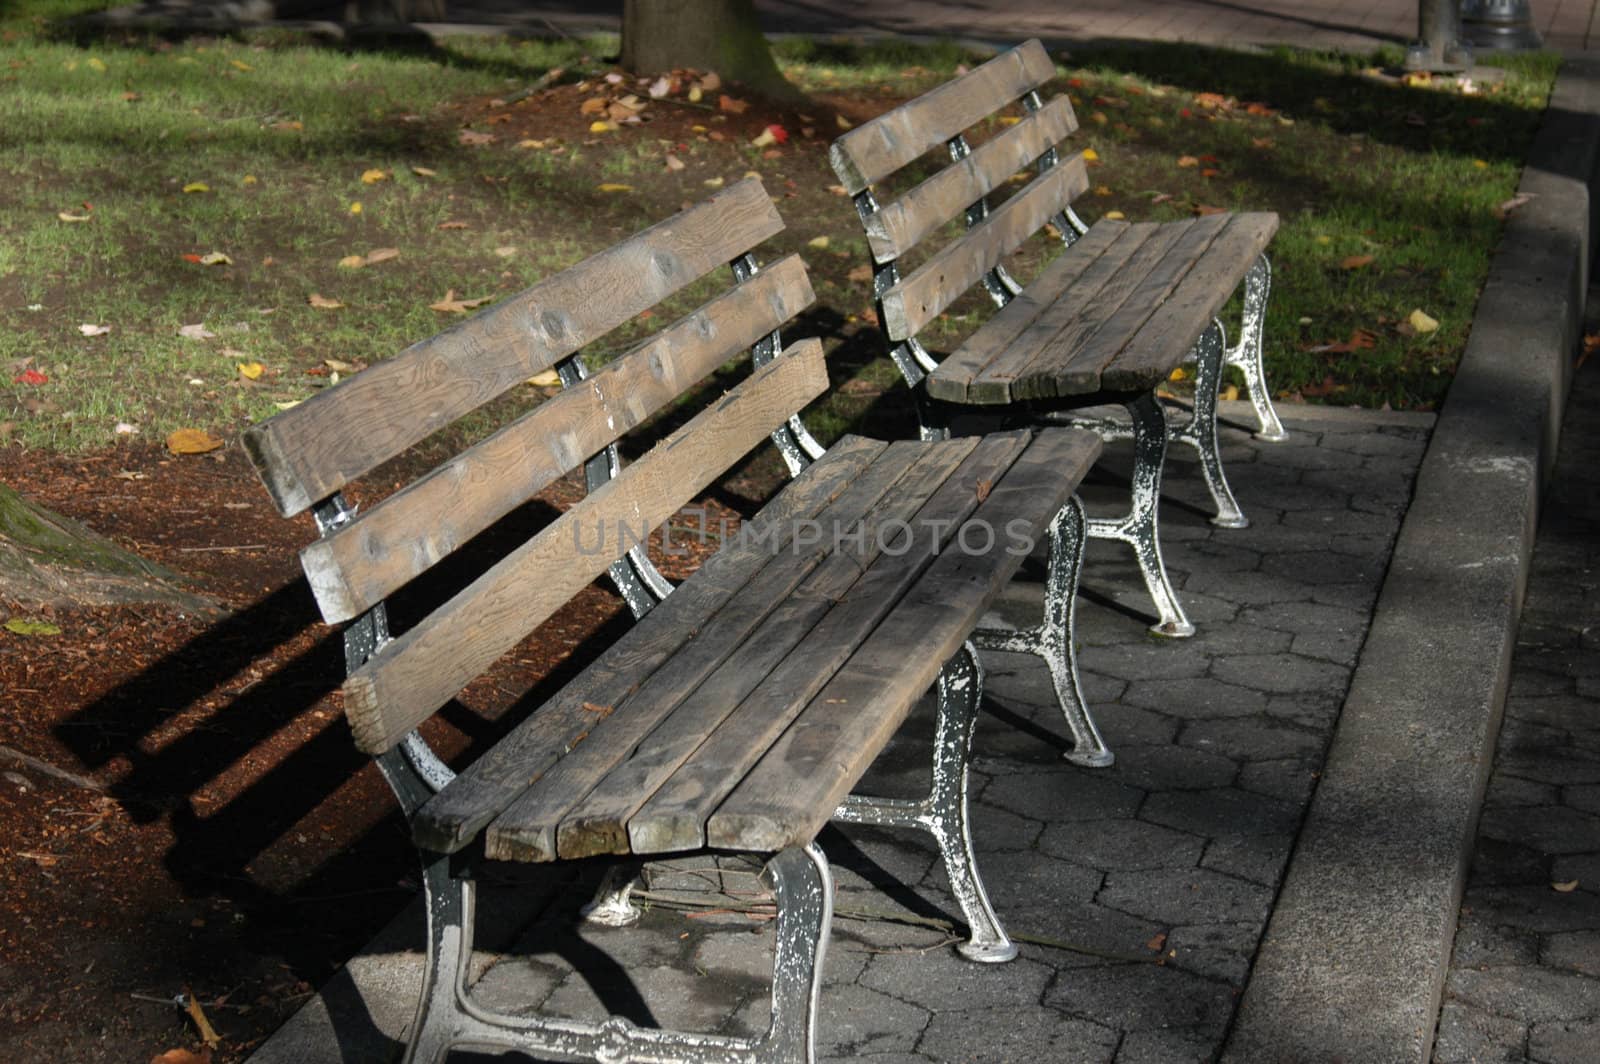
[[241, 174, 258, 185], [527, 369, 562, 387], [198, 251, 232, 266], [518, 139, 546, 149], [589, 120, 616, 133], [1104, 210, 1126, 220], [338, 254, 366, 269], [57, 211, 92, 223], [307, 293, 344, 309], [1472, 159, 1488, 169], [349, 202, 362, 214], [703, 177, 724, 189], [4, 618, 61, 637], [1315, 235, 1332, 245], [1408, 308, 1439, 333], [429, 289, 493, 314], [360, 168, 388, 184], [1177, 155, 1199, 168], [237, 361, 265, 380], [1091, 111, 1108, 125], [596, 182, 633, 192], [1094, 185, 1112, 196], [1220, 383, 1239, 401], [412, 166, 437, 177], [997, 115, 1021, 125], [183, 182, 210, 193], [273, 399, 302, 411], [807, 236, 830, 249], [1169, 367, 1186, 382], [1553, 879, 1580, 893], [364, 247, 400, 265], [166, 427, 224, 454], [835, 114, 852, 130], [231, 59, 252, 71], [87, 57, 106, 72], [1082, 148, 1099, 162]]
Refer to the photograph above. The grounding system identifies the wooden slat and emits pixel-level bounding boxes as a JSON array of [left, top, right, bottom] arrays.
[[342, 340, 829, 756], [1011, 211, 1222, 398], [863, 102, 1081, 262], [480, 435, 979, 857], [410, 436, 888, 854], [962, 221, 1161, 403], [1103, 212, 1278, 391], [925, 220, 1127, 403], [242, 178, 784, 518], [829, 39, 1056, 194], [706, 427, 1103, 853], [298, 255, 815, 624], [879, 162, 1088, 341], [623, 432, 1037, 856]]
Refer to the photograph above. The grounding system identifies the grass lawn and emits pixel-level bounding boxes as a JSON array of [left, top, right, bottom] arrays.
[[0, 4, 1560, 458]]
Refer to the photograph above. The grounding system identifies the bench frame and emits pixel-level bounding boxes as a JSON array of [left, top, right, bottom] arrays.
[[249, 180, 1106, 1064], [834, 41, 1286, 639]]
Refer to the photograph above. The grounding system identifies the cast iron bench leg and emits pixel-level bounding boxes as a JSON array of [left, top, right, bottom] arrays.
[[1170, 320, 1249, 529], [974, 498, 1111, 767], [1226, 254, 1287, 442], [835, 642, 1018, 964]]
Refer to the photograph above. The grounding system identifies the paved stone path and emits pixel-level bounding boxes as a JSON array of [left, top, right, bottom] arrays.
[[1432, 358, 1600, 1063], [364, 404, 1432, 1064]]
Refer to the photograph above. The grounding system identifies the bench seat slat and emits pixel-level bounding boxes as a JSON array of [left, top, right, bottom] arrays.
[[706, 427, 1103, 852], [477, 440, 946, 862], [300, 254, 816, 624], [409, 435, 889, 855], [342, 341, 829, 756], [962, 221, 1162, 403], [864, 101, 1080, 263], [1015, 213, 1230, 399], [485, 440, 980, 862], [926, 221, 1128, 403], [830, 39, 1056, 195], [243, 178, 783, 518], [621, 432, 1034, 856], [880, 159, 1089, 341], [1103, 212, 1279, 390]]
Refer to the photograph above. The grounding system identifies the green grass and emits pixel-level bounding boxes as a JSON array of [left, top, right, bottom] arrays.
[[0, 8, 1562, 455]]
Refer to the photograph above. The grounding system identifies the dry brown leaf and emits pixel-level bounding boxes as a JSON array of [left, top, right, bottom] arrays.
[[664, 153, 686, 172], [975, 479, 992, 503], [429, 289, 492, 314], [579, 96, 608, 116], [436, 220, 470, 230], [307, 293, 344, 309], [847, 264, 874, 283], [363, 247, 400, 265], [718, 94, 749, 114], [457, 129, 496, 146], [1552, 879, 1580, 892], [166, 428, 224, 455], [1192, 204, 1227, 216], [1176, 155, 1199, 168], [185, 991, 221, 1049], [1340, 254, 1375, 270], [150, 1049, 211, 1064]]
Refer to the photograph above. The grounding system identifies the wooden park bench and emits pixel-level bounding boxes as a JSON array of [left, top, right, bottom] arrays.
[[830, 38, 1283, 642], [242, 177, 1106, 1064]]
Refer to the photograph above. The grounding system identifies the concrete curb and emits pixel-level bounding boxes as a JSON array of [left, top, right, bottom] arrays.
[[1221, 55, 1600, 1064]]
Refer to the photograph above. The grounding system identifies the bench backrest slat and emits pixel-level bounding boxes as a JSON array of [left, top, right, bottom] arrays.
[[341, 341, 829, 754], [863, 95, 1078, 263], [878, 158, 1088, 340], [243, 178, 784, 518], [829, 39, 1055, 195], [298, 253, 815, 625]]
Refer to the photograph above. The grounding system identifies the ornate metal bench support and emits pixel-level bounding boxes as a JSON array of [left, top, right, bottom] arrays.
[[1226, 254, 1287, 442], [1081, 393, 1194, 638], [833, 643, 1018, 964], [973, 498, 1110, 767], [581, 860, 645, 928], [400, 845, 832, 1064], [1169, 320, 1248, 529]]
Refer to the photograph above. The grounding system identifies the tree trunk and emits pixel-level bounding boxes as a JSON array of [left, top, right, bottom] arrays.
[[0, 485, 217, 615], [622, 0, 799, 101]]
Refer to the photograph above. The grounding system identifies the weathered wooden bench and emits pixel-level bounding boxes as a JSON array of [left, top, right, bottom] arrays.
[[242, 177, 1105, 1064], [830, 38, 1282, 642]]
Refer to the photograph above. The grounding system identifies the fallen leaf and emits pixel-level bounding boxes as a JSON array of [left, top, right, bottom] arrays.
[[579, 96, 608, 115], [528, 369, 562, 386], [178, 323, 216, 340], [596, 182, 633, 192], [1201, 168, 1222, 178], [493, 246, 517, 258], [149, 1046, 211, 1064], [1081, 148, 1099, 163], [12, 368, 47, 385], [237, 362, 265, 380], [1145, 931, 1167, 951], [307, 293, 344, 309], [698, 71, 721, 92], [185, 990, 221, 1049], [517, 139, 546, 149], [1408, 308, 1439, 334], [703, 177, 724, 189], [1340, 254, 1375, 270], [1552, 880, 1580, 893], [718, 94, 749, 114], [338, 254, 366, 269], [589, 120, 615, 133], [436, 220, 470, 230], [364, 247, 400, 265], [230, 59, 252, 72], [78, 324, 110, 337], [975, 479, 992, 503], [360, 168, 388, 184], [412, 166, 437, 177], [1192, 204, 1227, 216], [57, 211, 92, 222], [273, 399, 302, 410], [458, 129, 496, 146], [429, 289, 492, 314], [182, 182, 210, 193], [87, 56, 107, 72], [182, 254, 203, 263], [199, 251, 232, 266], [835, 113, 852, 129], [1104, 211, 1126, 220], [115, 422, 139, 435], [807, 236, 830, 249], [1150, 192, 1173, 204], [664, 153, 685, 171], [1220, 383, 1239, 401], [271, 120, 302, 132], [1496, 192, 1534, 217], [648, 76, 672, 98], [349, 201, 362, 214], [5, 618, 61, 636], [1473, 159, 1488, 170], [166, 428, 224, 454], [847, 264, 873, 282], [1169, 367, 1186, 382], [1177, 155, 1199, 168]]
